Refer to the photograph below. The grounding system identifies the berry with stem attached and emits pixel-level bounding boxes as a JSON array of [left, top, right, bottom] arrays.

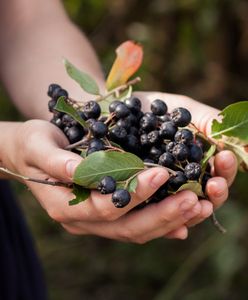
[[112, 189, 131, 208]]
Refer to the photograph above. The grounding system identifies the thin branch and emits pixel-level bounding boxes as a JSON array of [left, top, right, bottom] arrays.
[[144, 162, 177, 175], [211, 212, 227, 234]]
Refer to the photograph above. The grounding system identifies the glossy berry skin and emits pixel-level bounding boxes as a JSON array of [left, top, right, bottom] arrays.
[[109, 126, 127, 143], [50, 117, 63, 129], [90, 121, 108, 138], [149, 146, 163, 161], [174, 129, 194, 145], [47, 83, 61, 97], [158, 152, 175, 167], [172, 143, 189, 161], [116, 118, 132, 131], [48, 99, 57, 112], [159, 121, 177, 140], [158, 114, 171, 123], [109, 100, 122, 113], [97, 176, 116, 194], [53, 88, 68, 101], [112, 189, 131, 208], [140, 133, 150, 147], [88, 138, 105, 151], [66, 126, 84, 144], [140, 114, 157, 132], [171, 107, 192, 127], [124, 134, 140, 153], [153, 184, 169, 201], [184, 162, 202, 180], [114, 103, 130, 119], [167, 171, 187, 190], [147, 130, 160, 145], [83, 101, 101, 119], [124, 97, 142, 113], [151, 99, 168, 116], [189, 144, 203, 163]]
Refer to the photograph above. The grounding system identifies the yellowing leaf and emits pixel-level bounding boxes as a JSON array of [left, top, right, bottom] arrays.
[[106, 41, 143, 90]]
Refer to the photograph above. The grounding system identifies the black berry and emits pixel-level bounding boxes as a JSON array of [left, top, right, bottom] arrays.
[[167, 171, 187, 190], [159, 121, 177, 140], [151, 99, 167, 116], [158, 152, 175, 167], [184, 162, 202, 180], [124, 97, 142, 113], [83, 101, 101, 119], [90, 121, 108, 138], [189, 144, 203, 163], [174, 129, 194, 145], [172, 143, 189, 161], [97, 176, 116, 194], [171, 107, 191, 127], [47, 84, 61, 97], [66, 126, 85, 144], [112, 189, 131, 208], [114, 103, 130, 119]]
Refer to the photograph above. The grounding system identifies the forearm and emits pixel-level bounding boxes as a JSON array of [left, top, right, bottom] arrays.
[[0, 0, 105, 120]]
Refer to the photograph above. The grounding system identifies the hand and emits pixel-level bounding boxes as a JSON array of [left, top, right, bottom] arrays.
[[0, 120, 203, 242], [134, 91, 238, 238]]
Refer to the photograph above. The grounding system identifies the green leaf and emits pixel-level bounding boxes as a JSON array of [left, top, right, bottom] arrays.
[[69, 184, 90, 205], [176, 182, 205, 197], [80, 149, 87, 158], [64, 59, 100, 95], [211, 101, 248, 142], [116, 176, 138, 193], [221, 136, 248, 172], [201, 144, 216, 169], [73, 151, 144, 189], [55, 97, 87, 128]]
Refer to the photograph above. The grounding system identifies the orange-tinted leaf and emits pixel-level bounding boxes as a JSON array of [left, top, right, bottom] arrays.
[[106, 40, 143, 90]]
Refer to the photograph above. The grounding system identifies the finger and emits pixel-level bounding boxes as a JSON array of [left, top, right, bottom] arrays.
[[214, 150, 238, 186], [206, 177, 228, 209], [186, 200, 213, 227], [165, 226, 188, 240], [70, 190, 200, 243]]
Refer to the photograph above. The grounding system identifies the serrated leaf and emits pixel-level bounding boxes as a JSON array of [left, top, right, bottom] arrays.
[[73, 151, 144, 189], [176, 182, 205, 197], [69, 184, 90, 205], [106, 41, 143, 90], [211, 101, 248, 142], [201, 144, 216, 169], [221, 136, 248, 172], [55, 97, 87, 128], [64, 59, 100, 95]]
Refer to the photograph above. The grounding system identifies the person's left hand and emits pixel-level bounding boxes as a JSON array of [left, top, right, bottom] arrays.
[[135, 91, 238, 239]]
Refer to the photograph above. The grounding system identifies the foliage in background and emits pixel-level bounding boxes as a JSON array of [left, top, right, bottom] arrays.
[[1, 0, 248, 299]]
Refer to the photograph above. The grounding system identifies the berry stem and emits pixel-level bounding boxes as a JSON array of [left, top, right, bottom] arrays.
[[210, 212, 227, 234], [144, 162, 177, 175], [0, 167, 72, 188], [65, 136, 90, 150]]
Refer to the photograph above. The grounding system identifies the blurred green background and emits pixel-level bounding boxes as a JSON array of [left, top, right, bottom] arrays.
[[1, 0, 248, 299]]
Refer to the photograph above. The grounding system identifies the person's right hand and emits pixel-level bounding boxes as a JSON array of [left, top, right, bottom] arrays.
[[0, 119, 205, 242]]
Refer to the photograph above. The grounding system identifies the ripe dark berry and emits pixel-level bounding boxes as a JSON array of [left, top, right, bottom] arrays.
[[151, 99, 168, 116], [109, 100, 122, 113], [202, 173, 212, 192], [166, 141, 176, 153], [124, 97, 142, 113], [147, 130, 160, 145], [48, 99, 57, 112], [53, 88, 68, 101], [129, 126, 139, 136], [97, 176, 116, 194], [83, 101, 101, 119], [184, 162, 202, 180], [47, 83, 61, 97], [149, 146, 163, 161], [171, 107, 191, 127], [172, 143, 189, 161], [109, 126, 127, 143], [86, 118, 97, 128], [174, 129, 194, 145], [50, 117, 63, 129], [125, 113, 139, 126], [124, 134, 140, 153], [189, 144, 203, 163], [112, 189, 131, 208], [167, 171, 187, 190], [62, 114, 77, 127], [90, 121, 108, 138], [144, 158, 155, 164], [158, 114, 171, 123], [116, 118, 132, 131], [140, 114, 157, 132], [159, 121, 177, 140], [86, 147, 99, 156], [140, 133, 150, 147], [158, 152, 175, 167], [66, 126, 85, 144], [152, 184, 169, 201], [114, 103, 130, 119], [88, 138, 105, 151]]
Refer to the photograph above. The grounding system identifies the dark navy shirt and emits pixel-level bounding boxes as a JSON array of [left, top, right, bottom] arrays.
[[0, 180, 47, 300]]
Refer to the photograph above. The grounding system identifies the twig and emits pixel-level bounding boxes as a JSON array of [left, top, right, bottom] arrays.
[[144, 162, 177, 175], [0, 167, 72, 188], [211, 212, 227, 234]]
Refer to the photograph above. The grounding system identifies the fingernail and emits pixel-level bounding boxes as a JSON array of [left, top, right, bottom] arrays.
[[179, 199, 196, 212], [222, 152, 235, 170], [209, 181, 225, 197], [66, 160, 79, 178], [151, 170, 168, 188]]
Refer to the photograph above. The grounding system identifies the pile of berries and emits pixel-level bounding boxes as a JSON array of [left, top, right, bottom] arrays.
[[48, 84, 211, 208]]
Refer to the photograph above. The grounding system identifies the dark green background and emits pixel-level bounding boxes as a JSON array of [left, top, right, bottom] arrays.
[[1, 1, 248, 299]]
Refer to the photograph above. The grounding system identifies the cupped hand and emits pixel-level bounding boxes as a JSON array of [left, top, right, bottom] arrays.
[[135, 91, 238, 238], [1, 119, 203, 242]]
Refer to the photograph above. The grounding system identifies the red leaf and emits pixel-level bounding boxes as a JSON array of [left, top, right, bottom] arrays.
[[106, 40, 143, 90]]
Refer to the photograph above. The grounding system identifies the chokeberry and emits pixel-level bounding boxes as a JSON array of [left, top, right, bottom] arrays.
[[174, 129, 194, 145], [147, 130, 160, 145], [151, 99, 168, 116], [53, 88, 68, 101], [124, 97, 142, 113], [184, 162, 202, 180], [90, 121, 108, 138], [66, 126, 85, 144], [167, 171, 187, 190], [109, 126, 127, 143], [159, 121, 177, 140], [83, 101, 101, 119], [158, 152, 175, 167], [172, 143, 189, 161], [124, 134, 140, 153], [149, 146, 163, 161], [48, 99, 57, 112], [116, 118, 132, 131], [97, 176, 116, 194], [47, 83, 61, 97], [166, 141, 176, 153], [62, 114, 77, 127], [112, 189, 131, 208], [158, 114, 171, 123], [109, 100, 122, 113], [171, 107, 191, 127], [114, 103, 130, 119], [140, 114, 157, 132], [152, 184, 169, 201], [189, 144, 203, 163], [88, 138, 105, 151]]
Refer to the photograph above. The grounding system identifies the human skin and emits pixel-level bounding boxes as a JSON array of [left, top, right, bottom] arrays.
[[0, 0, 237, 242]]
